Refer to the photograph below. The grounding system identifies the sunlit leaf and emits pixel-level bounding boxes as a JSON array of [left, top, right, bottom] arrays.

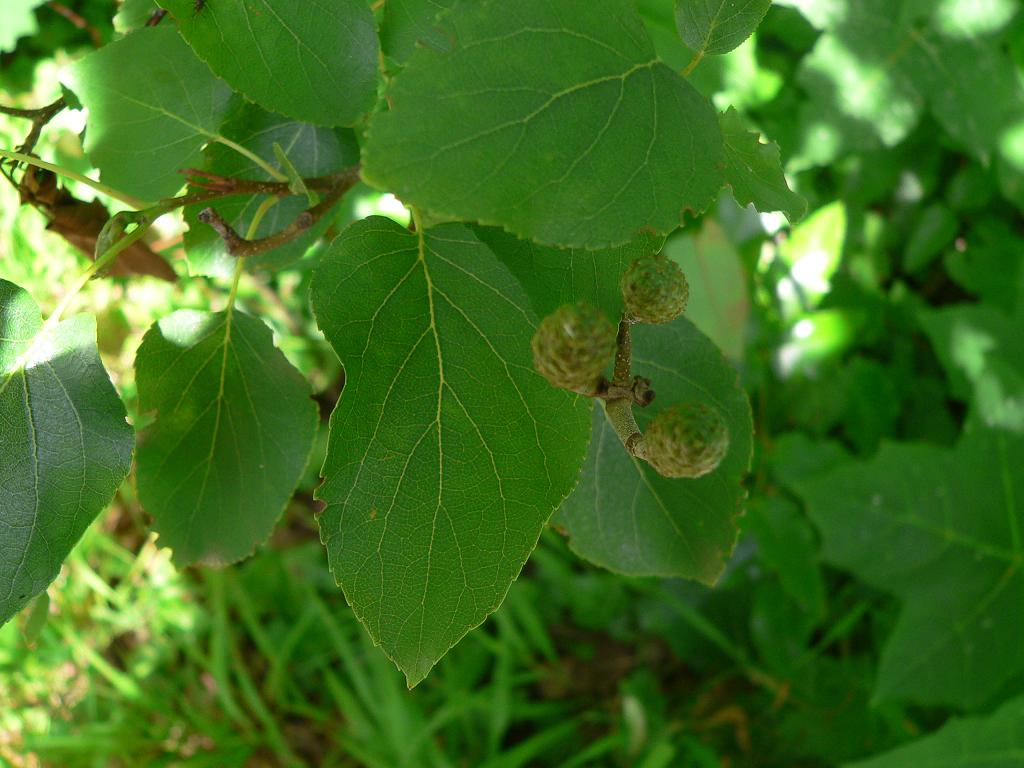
[[0, 280, 133, 627]]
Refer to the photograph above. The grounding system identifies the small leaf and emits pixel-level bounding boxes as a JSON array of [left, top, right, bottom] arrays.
[[848, 695, 1024, 768], [719, 108, 806, 222], [675, 0, 772, 57], [64, 25, 234, 202], [554, 319, 753, 583], [157, 0, 379, 126], [363, 0, 724, 249], [795, 422, 1024, 707], [310, 216, 592, 686], [183, 103, 359, 278], [0, 280, 134, 627], [135, 309, 318, 566]]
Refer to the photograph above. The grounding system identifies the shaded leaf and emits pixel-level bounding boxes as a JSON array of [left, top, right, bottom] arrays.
[[554, 319, 753, 583], [157, 0, 379, 127], [848, 695, 1024, 768], [64, 25, 234, 201], [363, 0, 724, 249], [0, 280, 133, 626], [135, 309, 318, 566], [310, 217, 591, 685], [795, 422, 1024, 707], [473, 226, 664, 319]]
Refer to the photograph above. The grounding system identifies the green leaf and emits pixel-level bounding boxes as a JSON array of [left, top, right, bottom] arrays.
[[663, 219, 750, 360], [905, 30, 1024, 162], [904, 203, 958, 273], [363, 0, 725, 249], [553, 319, 753, 583], [135, 309, 318, 566], [720, 108, 806, 222], [795, 422, 1024, 707], [742, 496, 825, 618], [157, 0, 379, 127], [1, 0, 41, 52], [183, 103, 359, 278], [675, 0, 772, 57], [794, 2, 923, 160], [380, 0, 457, 65], [0, 280, 133, 627], [919, 304, 1024, 434], [847, 695, 1024, 768], [472, 227, 664, 319], [64, 25, 234, 202], [310, 216, 592, 685]]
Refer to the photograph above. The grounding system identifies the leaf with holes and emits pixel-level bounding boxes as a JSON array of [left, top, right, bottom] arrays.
[[310, 216, 592, 686], [675, 0, 771, 58], [0, 280, 133, 627], [135, 308, 317, 566], [63, 25, 234, 202], [794, 421, 1024, 707], [363, 0, 724, 249], [553, 318, 753, 583], [157, 0, 379, 127]]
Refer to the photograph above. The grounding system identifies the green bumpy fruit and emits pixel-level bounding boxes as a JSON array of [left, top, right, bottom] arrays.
[[531, 303, 616, 392], [620, 253, 689, 324], [644, 402, 729, 479]]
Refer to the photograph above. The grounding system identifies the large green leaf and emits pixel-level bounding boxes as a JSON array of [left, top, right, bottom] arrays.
[[183, 103, 359, 278], [135, 309, 318, 566], [0, 280, 133, 626], [720, 108, 806, 222], [795, 422, 1024, 707], [380, 0, 457, 65], [310, 216, 592, 685], [157, 0, 379, 127], [363, 0, 725, 249], [64, 25, 234, 202], [553, 318, 752, 583], [675, 0, 772, 57], [472, 227, 664, 319], [848, 695, 1024, 768]]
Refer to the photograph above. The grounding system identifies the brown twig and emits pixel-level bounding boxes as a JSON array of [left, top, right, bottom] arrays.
[[0, 98, 67, 187], [46, 2, 103, 47], [197, 168, 359, 259]]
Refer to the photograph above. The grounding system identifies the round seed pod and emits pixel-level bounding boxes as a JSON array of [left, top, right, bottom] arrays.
[[644, 402, 729, 478], [531, 303, 616, 392], [620, 254, 689, 324]]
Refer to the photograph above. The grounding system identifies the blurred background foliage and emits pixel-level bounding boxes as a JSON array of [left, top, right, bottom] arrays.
[[2, 0, 1024, 766]]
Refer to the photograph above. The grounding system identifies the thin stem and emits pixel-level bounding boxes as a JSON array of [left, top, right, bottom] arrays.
[[213, 136, 289, 183], [225, 196, 278, 312], [682, 49, 704, 77], [604, 398, 646, 458], [0, 148, 150, 209], [48, 218, 154, 324], [612, 317, 633, 385]]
